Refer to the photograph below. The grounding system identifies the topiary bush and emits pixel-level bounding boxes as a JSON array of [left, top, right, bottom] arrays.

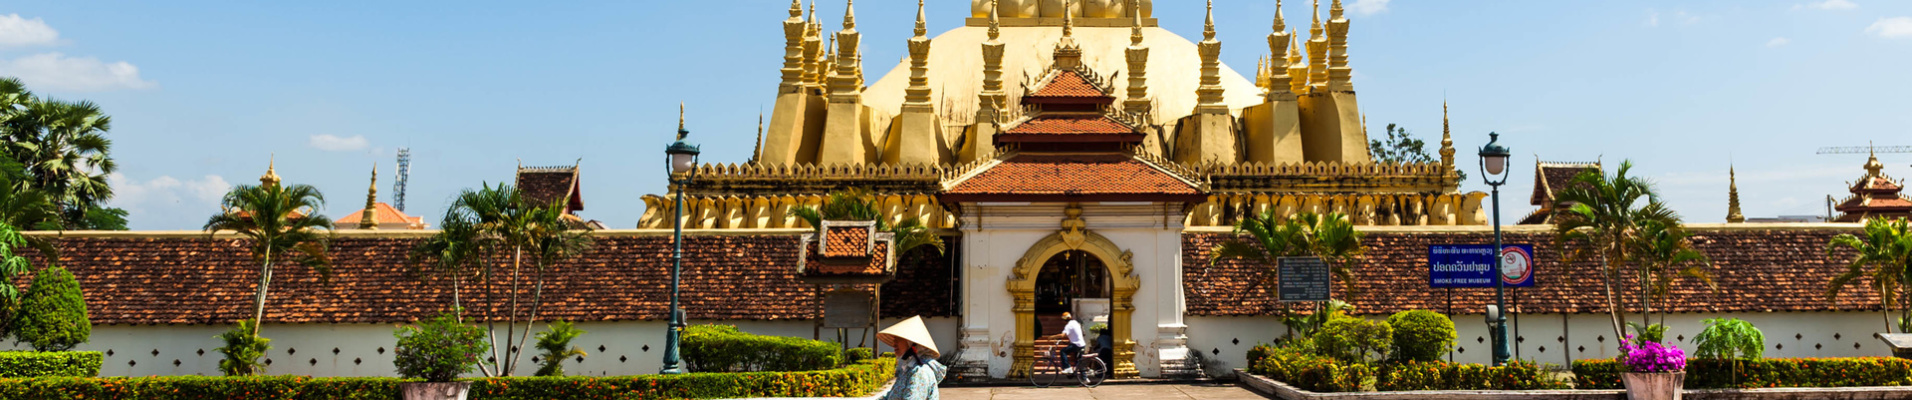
[[393, 310, 490, 382], [533, 320, 586, 377], [1314, 315, 1392, 365], [12, 266, 90, 352], [1385, 310, 1455, 363], [214, 320, 269, 376], [682, 324, 843, 372], [844, 347, 873, 364], [0, 351, 102, 377]]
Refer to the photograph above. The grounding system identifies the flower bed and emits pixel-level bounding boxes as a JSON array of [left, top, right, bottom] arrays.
[[1573, 357, 1912, 389], [0, 358, 897, 400]]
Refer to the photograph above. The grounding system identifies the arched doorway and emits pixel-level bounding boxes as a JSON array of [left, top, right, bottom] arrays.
[[1006, 230, 1138, 379], [1032, 250, 1112, 375]]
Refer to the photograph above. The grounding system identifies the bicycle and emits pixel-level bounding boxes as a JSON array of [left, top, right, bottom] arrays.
[[1030, 342, 1107, 388]]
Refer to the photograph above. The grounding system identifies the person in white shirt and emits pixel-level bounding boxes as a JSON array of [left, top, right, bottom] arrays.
[[1041, 312, 1088, 374]]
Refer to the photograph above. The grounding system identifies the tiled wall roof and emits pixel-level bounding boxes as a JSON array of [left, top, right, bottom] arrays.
[[944, 155, 1200, 198], [1183, 228, 1877, 316], [23, 234, 957, 325]]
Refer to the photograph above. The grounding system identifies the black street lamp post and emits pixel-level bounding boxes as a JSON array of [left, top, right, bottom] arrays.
[[660, 114, 700, 375], [1477, 132, 1512, 367]]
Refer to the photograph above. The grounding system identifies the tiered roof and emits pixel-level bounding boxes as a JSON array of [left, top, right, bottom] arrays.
[[1519, 160, 1601, 225], [517, 165, 584, 213], [1833, 152, 1912, 222]]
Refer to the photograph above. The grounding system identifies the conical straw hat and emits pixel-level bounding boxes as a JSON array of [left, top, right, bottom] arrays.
[[876, 316, 940, 359]]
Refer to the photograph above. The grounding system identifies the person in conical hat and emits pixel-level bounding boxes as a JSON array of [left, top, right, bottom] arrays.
[[877, 316, 947, 400]]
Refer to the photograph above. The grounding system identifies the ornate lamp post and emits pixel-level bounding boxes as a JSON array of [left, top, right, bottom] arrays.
[[660, 109, 700, 375], [1477, 133, 1512, 367]]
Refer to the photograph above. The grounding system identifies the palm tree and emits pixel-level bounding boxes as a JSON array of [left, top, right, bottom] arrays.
[[5, 99, 115, 228], [1552, 160, 1681, 343], [1826, 217, 1912, 333], [409, 210, 486, 322], [202, 182, 333, 337], [439, 183, 594, 376], [790, 188, 945, 255], [1631, 219, 1716, 330], [509, 198, 593, 374], [1209, 211, 1366, 339]]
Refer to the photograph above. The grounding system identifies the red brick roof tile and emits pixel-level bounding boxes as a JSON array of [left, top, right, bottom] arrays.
[[1025, 70, 1110, 100], [822, 226, 869, 258], [943, 155, 1202, 203], [1003, 115, 1135, 136], [1184, 229, 1877, 316], [517, 166, 583, 212], [1532, 163, 1600, 206]]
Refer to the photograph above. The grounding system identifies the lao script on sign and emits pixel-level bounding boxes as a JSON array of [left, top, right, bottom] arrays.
[[1278, 257, 1331, 302]]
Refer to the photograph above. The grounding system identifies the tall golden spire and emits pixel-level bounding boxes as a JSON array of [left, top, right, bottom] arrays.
[[1307, 0, 1329, 90], [1439, 101, 1455, 170], [1326, 0, 1353, 90], [779, 0, 807, 91], [1286, 32, 1307, 94], [1195, 0, 1225, 113], [1727, 165, 1745, 223], [801, 1, 824, 89], [677, 103, 688, 140], [829, 0, 862, 100], [905, 0, 933, 107], [359, 164, 379, 230], [978, 0, 1006, 124], [260, 155, 281, 187], [1054, 1, 1082, 69], [1124, 0, 1151, 116], [914, 0, 927, 37]]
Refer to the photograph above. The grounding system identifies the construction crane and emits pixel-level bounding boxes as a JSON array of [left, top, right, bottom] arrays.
[[1817, 145, 1912, 155], [394, 148, 411, 213]]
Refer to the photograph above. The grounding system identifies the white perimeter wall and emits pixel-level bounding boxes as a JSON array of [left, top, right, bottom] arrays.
[[3, 317, 960, 378], [1186, 311, 1892, 377]]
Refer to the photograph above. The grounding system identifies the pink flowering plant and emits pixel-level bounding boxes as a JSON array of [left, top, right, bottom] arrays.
[[1620, 335, 1686, 373]]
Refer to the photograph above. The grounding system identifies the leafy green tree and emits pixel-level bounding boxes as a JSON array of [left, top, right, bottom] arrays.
[[394, 310, 490, 382], [1826, 217, 1912, 333], [0, 82, 123, 230], [1367, 123, 1465, 181], [1693, 317, 1764, 387], [201, 182, 333, 338], [1314, 315, 1392, 365], [790, 187, 945, 255], [1552, 160, 1681, 344], [214, 319, 269, 376], [12, 265, 90, 351], [533, 320, 587, 376], [1386, 310, 1456, 363], [440, 183, 593, 376]]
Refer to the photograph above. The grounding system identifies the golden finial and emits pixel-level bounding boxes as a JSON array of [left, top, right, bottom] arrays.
[[677, 103, 688, 141], [1062, 0, 1074, 38], [1331, 0, 1344, 19], [914, 0, 927, 37], [360, 163, 378, 229], [842, 0, 855, 29], [809, 0, 817, 22], [1273, 0, 1287, 32], [988, 0, 1001, 40], [260, 154, 281, 187], [1440, 100, 1455, 168], [1727, 164, 1745, 223], [1311, 0, 1323, 36], [1865, 142, 1885, 178], [1204, 0, 1216, 41], [1130, 0, 1144, 45], [789, 0, 803, 18]]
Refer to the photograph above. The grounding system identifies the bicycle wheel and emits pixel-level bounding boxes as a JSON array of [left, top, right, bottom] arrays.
[[1029, 351, 1054, 388], [1078, 355, 1109, 388], [1039, 352, 1067, 388]]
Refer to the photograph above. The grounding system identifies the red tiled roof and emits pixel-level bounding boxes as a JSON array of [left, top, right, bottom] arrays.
[[22, 234, 957, 324], [942, 154, 1202, 202], [822, 226, 869, 258], [518, 167, 583, 213], [806, 241, 890, 276], [1003, 115, 1135, 136], [1532, 163, 1600, 206], [1183, 229, 1877, 317], [332, 202, 425, 228], [1025, 70, 1109, 100]]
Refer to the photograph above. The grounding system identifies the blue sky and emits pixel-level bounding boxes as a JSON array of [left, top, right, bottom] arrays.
[[1, 0, 1908, 230]]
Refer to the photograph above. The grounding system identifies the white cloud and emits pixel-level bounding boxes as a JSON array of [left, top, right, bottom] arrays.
[[1795, 0, 1858, 10], [106, 173, 231, 228], [1348, 0, 1389, 16], [308, 134, 369, 151], [0, 14, 57, 47], [1767, 37, 1792, 47], [1867, 17, 1912, 38], [1646, 10, 1660, 27], [0, 53, 155, 92]]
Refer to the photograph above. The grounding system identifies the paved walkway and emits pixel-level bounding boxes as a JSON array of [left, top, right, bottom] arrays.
[[942, 383, 1274, 400]]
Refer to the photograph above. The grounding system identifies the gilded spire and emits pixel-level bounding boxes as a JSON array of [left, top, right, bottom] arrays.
[[904, 0, 933, 108], [987, 0, 1001, 40], [751, 112, 765, 164], [1266, 0, 1295, 99], [1865, 143, 1885, 178], [677, 103, 688, 140], [842, 0, 855, 29], [1439, 101, 1455, 169], [979, 0, 1007, 124], [1062, 0, 1074, 38], [1203, 0, 1216, 41], [1124, 0, 1152, 116], [1727, 165, 1745, 223], [1273, 0, 1287, 32], [1325, 0, 1353, 89], [359, 164, 378, 230], [1195, 0, 1226, 113], [1054, 1, 1082, 69], [1130, 0, 1144, 45], [260, 155, 281, 187], [1331, 0, 1344, 18], [1286, 32, 1307, 93], [914, 0, 927, 37], [779, 0, 809, 91]]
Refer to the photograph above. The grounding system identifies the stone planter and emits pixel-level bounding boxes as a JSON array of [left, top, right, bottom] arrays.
[[1622, 371, 1685, 400], [401, 382, 472, 400]]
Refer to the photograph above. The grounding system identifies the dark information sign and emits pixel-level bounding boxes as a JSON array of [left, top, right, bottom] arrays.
[[1278, 256, 1331, 302], [1428, 244, 1536, 288]]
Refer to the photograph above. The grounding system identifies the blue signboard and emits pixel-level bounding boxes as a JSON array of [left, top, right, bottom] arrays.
[[1429, 244, 1535, 288]]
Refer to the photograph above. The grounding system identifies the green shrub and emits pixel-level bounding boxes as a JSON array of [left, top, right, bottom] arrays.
[[1693, 318, 1763, 360], [393, 311, 489, 382], [844, 347, 873, 364], [533, 320, 586, 377], [1385, 310, 1455, 363], [681, 324, 843, 372], [215, 320, 270, 376], [1572, 357, 1912, 389], [1314, 316, 1391, 364], [12, 266, 90, 351], [0, 376, 408, 399], [0, 351, 101, 377]]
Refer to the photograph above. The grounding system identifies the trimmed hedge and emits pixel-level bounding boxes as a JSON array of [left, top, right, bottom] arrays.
[[0, 351, 101, 378], [0, 358, 897, 400], [681, 324, 842, 372], [1574, 357, 1912, 389], [1247, 344, 1564, 392]]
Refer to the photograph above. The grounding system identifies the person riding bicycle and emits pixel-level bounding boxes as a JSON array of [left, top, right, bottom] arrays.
[[1040, 312, 1088, 374]]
